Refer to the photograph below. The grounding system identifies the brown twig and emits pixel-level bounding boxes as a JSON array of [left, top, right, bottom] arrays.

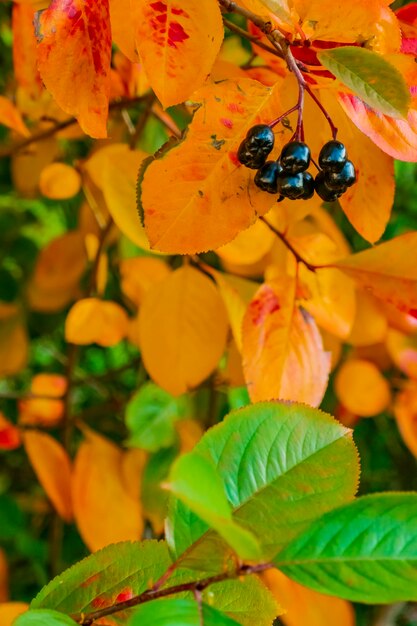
[[222, 17, 284, 59], [259, 216, 318, 272], [75, 562, 272, 624]]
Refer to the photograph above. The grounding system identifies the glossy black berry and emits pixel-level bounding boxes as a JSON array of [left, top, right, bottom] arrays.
[[326, 160, 356, 189], [300, 172, 315, 200], [318, 140, 347, 172], [278, 172, 308, 200], [237, 144, 268, 169], [237, 124, 275, 169], [254, 161, 282, 194], [280, 141, 311, 174], [315, 171, 344, 202]]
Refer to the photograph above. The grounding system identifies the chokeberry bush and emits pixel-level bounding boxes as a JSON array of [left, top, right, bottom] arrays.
[[1, 0, 417, 625]]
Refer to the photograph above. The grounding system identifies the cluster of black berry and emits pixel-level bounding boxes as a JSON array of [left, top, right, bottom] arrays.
[[237, 125, 356, 202]]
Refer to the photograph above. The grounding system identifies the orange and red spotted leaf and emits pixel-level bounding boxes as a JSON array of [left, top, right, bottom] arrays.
[[36, 0, 112, 138], [0, 413, 21, 450], [335, 359, 391, 417], [23, 431, 73, 522], [394, 381, 417, 457], [0, 96, 30, 137], [242, 278, 331, 405], [140, 78, 289, 254], [132, 0, 224, 108], [65, 298, 129, 347], [139, 265, 229, 395], [262, 569, 355, 626], [333, 232, 417, 316], [72, 429, 143, 551]]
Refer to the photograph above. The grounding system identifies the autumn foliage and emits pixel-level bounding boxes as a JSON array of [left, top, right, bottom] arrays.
[[1, 0, 417, 624]]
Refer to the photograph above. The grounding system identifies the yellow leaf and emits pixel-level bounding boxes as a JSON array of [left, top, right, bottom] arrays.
[[0, 316, 28, 378], [216, 219, 275, 266], [120, 257, 171, 307], [347, 292, 388, 347], [242, 278, 331, 405], [23, 431, 73, 522], [262, 569, 355, 626], [19, 374, 67, 427], [12, 135, 59, 198], [120, 448, 147, 500], [72, 429, 143, 551], [0, 96, 30, 137], [335, 359, 391, 417], [386, 329, 417, 379], [37, 0, 112, 138], [65, 298, 129, 347], [141, 78, 290, 254], [139, 265, 229, 395], [0, 603, 29, 626], [394, 381, 417, 457], [39, 162, 81, 199], [334, 232, 417, 316], [132, 0, 224, 108]]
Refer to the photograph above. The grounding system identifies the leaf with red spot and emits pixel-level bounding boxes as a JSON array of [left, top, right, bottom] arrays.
[[0, 413, 21, 450], [242, 278, 331, 406], [36, 0, 112, 138], [31, 541, 172, 623], [132, 0, 224, 107]]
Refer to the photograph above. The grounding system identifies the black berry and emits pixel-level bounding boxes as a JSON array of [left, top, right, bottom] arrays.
[[318, 140, 347, 172], [315, 171, 344, 202], [326, 160, 356, 189], [237, 145, 268, 169], [254, 161, 282, 194], [237, 124, 275, 168], [300, 172, 315, 200], [280, 141, 311, 174], [278, 172, 309, 200]]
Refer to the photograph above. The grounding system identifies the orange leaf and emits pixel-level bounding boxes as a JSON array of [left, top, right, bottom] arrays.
[[347, 292, 388, 347], [175, 419, 204, 454], [140, 78, 288, 254], [139, 265, 229, 395], [0, 413, 21, 451], [37, 0, 112, 138], [394, 381, 417, 457], [23, 431, 73, 522], [0, 96, 30, 137], [19, 374, 67, 427], [333, 232, 417, 316], [132, 0, 224, 108], [242, 279, 331, 405], [0, 318, 28, 378], [335, 359, 391, 417], [72, 429, 143, 551], [12, 2, 43, 97], [320, 91, 395, 243], [262, 569, 355, 626], [0, 603, 29, 626], [386, 329, 417, 379], [216, 219, 275, 267], [120, 257, 171, 307], [39, 162, 81, 199], [65, 298, 129, 347], [109, 0, 137, 62]]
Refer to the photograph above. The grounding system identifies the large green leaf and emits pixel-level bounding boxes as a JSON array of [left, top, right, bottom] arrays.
[[275, 493, 417, 603], [14, 610, 77, 626], [31, 541, 171, 620], [166, 452, 261, 560], [317, 47, 410, 118], [126, 383, 190, 452], [167, 402, 359, 570], [128, 598, 240, 626]]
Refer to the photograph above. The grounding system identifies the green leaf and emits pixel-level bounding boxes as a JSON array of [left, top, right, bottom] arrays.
[[166, 452, 261, 560], [167, 402, 359, 570], [126, 383, 190, 452], [317, 47, 411, 118], [14, 609, 77, 626], [128, 598, 240, 626], [31, 541, 171, 620], [275, 493, 417, 603]]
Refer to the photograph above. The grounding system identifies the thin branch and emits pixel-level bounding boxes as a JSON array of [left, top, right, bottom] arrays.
[[75, 562, 273, 625], [222, 17, 284, 59], [259, 216, 318, 272]]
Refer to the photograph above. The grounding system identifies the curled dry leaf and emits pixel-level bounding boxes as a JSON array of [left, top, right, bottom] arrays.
[[23, 431, 73, 522], [65, 298, 129, 347], [335, 359, 391, 417], [72, 429, 143, 551]]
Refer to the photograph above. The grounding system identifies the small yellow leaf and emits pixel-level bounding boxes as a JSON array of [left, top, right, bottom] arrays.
[[19, 374, 67, 427], [65, 298, 129, 347], [23, 431, 73, 522], [0, 318, 28, 377], [72, 429, 143, 551], [335, 359, 391, 417], [0, 96, 30, 137], [39, 162, 81, 199], [120, 257, 171, 307], [139, 265, 229, 395]]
